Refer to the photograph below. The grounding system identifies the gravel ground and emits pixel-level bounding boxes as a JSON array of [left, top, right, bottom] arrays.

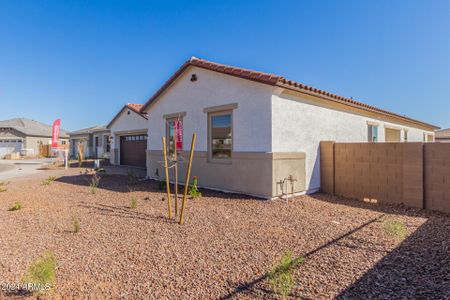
[[0, 168, 449, 299]]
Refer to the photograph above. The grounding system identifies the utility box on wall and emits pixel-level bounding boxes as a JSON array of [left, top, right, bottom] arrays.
[[272, 152, 306, 197]]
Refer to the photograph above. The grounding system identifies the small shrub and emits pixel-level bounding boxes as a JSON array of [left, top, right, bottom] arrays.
[[127, 170, 138, 185], [77, 154, 83, 168], [22, 252, 56, 294], [157, 180, 166, 191], [383, 219, 407, 240], [41, 176, 57, 186], [189, 176, 202, 199], [72, 217, 80, 233], [130, 195, 137, 209], [0, 181, 9, 192], [85, 171, 100, 195], [267, 251, 304, 299], [9, 202, 23, 211]]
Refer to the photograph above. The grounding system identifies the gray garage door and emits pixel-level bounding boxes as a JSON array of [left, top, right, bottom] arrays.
[[0, 139, 23, 157]]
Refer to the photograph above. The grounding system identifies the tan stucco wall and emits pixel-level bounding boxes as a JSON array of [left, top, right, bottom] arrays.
[[24, 136, 49, 156], [24, 136, 69, 157], [147, 150, 305, 199]]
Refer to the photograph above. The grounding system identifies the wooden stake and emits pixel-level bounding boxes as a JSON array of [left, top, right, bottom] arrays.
[[179, 132, 196, 225], [174, 123, 178, 217], [162, 136, 172, 219]]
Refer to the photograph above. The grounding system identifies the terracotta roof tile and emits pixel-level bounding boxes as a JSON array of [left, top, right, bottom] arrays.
[[141, 57, 438, 130], [126, 103, 144, 114]]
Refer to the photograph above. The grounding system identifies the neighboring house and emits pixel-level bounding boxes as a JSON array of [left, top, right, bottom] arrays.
[[107, 103, 148, 167], [0, 118, 69, 158], [435, 128, 450, 143], [68, 125, 110, 159], [140, 57, 438, 199]]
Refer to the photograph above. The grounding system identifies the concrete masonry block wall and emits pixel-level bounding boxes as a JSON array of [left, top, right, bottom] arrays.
[[320, 142, 450, 213], [424, 143, 450, 213]]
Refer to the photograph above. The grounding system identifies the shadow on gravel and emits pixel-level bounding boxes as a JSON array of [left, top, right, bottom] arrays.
[[78, 202, 172, 223], [55, 172, 260, 202], [308, 192, 430, 217], [219, 215, 385, 300], [0, 289, 31, 299], [55, 174, 151, 193], [337, 216, 450, 299]]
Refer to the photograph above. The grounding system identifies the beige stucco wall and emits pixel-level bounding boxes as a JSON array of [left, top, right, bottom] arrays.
[[25, 136, 69, 157], [147, 150, 305, 199], [24, 136, 49, 156], [272, 90, 436, 193]]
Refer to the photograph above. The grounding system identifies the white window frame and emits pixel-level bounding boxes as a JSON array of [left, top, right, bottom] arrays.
[[207, 110, 233, 164], [164, 113, 185, 157], [368, 124, 379, 143]]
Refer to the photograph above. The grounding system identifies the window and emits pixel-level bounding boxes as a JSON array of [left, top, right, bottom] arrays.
[[209, 111, 232, 160], [424, 133, 434, 143], [404, 130, 408, 142], [385, 127, 401, 142], [166, 118, 183, 156], [61, 140, 67, 145], [124, 135, 147, 141], [368, 124, 378, 143], [105, 136, 111, 152]]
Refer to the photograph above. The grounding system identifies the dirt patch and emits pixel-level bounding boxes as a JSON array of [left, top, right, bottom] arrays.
[[0, 169, 448, 299]]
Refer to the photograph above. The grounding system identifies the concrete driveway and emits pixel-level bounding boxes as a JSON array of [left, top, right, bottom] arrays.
[[0, 158, 53, 181]]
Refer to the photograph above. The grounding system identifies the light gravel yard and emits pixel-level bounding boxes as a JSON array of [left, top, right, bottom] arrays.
[[0, 167, 449, 299]]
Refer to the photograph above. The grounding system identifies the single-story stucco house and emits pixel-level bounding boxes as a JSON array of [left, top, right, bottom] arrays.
[[0, 118, 69, 158], [435, 128, 450, 143], [138, 57, 438, 199], [68, 125, 111, 159], [107, 103, 148, 167]]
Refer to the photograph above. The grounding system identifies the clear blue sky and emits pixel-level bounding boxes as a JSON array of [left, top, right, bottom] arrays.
[[1, 0, 449, 131]]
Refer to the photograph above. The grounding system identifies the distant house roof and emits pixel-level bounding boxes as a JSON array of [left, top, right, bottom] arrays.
[[68, 125, 109, 136], [435, 128, 450, 140], [106, 103, 148, 129], [0, 118, 69, 138], [141, 57, 439, 131]]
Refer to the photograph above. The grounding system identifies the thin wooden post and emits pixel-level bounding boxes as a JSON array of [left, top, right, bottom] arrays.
[[162, 136, 172, 219], [174, 123, 178, 217], [179, 132, 196, 225]]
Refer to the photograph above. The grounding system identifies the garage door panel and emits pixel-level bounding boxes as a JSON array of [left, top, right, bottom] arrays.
[[120, 135, 147, 167], [0, 139, 23, 157]]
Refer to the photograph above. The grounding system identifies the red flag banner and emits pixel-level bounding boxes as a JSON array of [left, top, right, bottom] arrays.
[[175, 120, 183, 150], [51, 119, 61, 148]]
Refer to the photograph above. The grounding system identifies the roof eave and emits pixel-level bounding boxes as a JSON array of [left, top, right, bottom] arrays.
[[139, 56, 438, 131]]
